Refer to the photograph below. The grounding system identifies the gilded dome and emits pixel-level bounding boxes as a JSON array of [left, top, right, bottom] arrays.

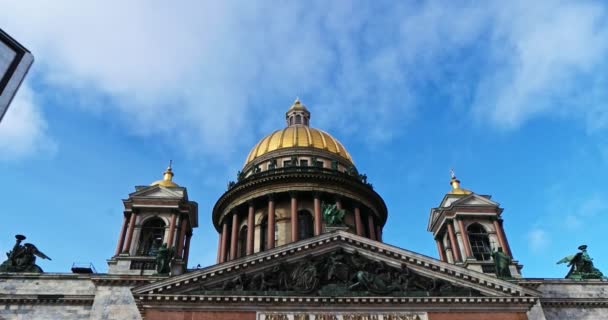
[[244, 100, 353, 167], [244, 126, 353, 166], [150, 163, 179, 187], [447, 174, 472, 195]]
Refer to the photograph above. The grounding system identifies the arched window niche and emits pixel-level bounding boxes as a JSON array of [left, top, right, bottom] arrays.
[[297, 210, 314, 240], [238, 226, 248, 258], [137, 217, 166, 256], [467, 223, 492, 261]]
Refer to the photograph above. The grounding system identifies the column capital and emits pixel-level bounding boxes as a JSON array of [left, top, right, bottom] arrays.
[[289, 191, 299, 198], [312, 191, 322, 198], [267, 193, 276, 201]]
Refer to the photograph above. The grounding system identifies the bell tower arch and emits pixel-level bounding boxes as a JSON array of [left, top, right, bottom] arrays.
[[107, 164, 198, 276], [427, 172, 522, 278]]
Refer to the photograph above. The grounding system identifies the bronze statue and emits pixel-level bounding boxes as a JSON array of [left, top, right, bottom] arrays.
[[155, 243, 174, 275], [557, 245, 605, 279], [492, 247, 512, 279], [0, 235, 51, 273], [322, 203, 345, 226]]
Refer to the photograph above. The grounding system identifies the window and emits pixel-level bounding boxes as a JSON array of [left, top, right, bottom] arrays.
[[260, 216, 267, 252], [137, 218, 165, 256], [295, 114, 302, 124], [283, 160, 292, 167], [297, 210, 314, 240], [468, 223, 492, 261], [300, 159, 309, 167], [316, 161, 324, 168], [238, 226, 248, 258]]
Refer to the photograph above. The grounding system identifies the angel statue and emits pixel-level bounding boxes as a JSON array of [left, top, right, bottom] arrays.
[[0, 235, 51, 273], [322, 202, 345, 226], [557, 245, 605, 279]]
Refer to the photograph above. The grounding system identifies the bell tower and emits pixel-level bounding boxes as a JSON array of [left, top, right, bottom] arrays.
[[427, 171, 522, 278], [107, 163, 198, 275]]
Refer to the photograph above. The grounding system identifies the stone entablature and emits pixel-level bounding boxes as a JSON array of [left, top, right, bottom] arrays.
[[518, 279, 608, 320], [0, 273, 157, 320]]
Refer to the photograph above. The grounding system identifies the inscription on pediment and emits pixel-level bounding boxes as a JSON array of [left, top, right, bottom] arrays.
[[259, 312, 428, 320], [192, 249, 481, 297]]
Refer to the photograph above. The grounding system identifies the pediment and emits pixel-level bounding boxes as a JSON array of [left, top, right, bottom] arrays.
[[440, 193, 498, 208], [129, 185, 184, 199], [133, 231, 537, 300]]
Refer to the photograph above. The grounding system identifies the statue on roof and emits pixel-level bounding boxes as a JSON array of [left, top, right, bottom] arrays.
[[322, 202, 345, 226], [0, 235, 51, 273], [155, 243, 174, 275], [492, 247, 512, 279], [557, 245, 605, 279]]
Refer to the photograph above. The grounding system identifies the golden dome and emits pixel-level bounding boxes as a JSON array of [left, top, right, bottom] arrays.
[[245, 100, 353, 167], [447, 171, 472, 195], [244, 126, 353, 166], [150, 162, 179, 187]]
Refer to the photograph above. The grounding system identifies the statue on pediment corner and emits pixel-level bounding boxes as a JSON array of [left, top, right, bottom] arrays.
[[0, 235, 51, 273], [557, 245, 605, 279]]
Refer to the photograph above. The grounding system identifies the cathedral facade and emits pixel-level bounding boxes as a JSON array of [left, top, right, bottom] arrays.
[[0, 101, 606, 320]]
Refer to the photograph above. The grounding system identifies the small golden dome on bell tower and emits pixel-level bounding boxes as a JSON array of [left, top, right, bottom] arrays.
[[150, 161, 179, 187], [448, 169, 472, 195]]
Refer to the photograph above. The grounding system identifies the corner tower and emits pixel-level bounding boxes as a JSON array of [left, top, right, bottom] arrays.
[[213, 100, 387, 263], [107, 164, 198, 275], [427, 172, 521, 277]]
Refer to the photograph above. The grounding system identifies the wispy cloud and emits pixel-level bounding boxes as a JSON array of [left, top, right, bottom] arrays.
[[527, 228, 549, 253], [2, 1, 607, 160], [0, 83, 56, 160]]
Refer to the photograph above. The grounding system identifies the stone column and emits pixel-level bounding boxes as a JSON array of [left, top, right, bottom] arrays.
[[291, 193, 299, 242], [457, 219, 473, 259], [184, 232, 192, 267], [447, 222, 462, 262], [219, 222, 228, 263], [436, 238, 447, 262], [230, 211, 239, 260], [122, 211, 138, 253], [167, 212, 177, 248], [246, 202, 255, 255], [354, 206, 363, 236], [216, 232, 222, 263], [114, 215, 128, 256], [267, 195, 275, 250], [494, 219, 513, 257], [177, 216, 188, 259], [376, 226, 383, 242], [335, 197, 343, 210], [367, 215, 377, 241], [313, 193, 322, 236]]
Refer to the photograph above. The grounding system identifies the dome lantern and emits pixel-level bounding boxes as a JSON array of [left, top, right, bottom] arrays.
[[285, 98, 311, 127]]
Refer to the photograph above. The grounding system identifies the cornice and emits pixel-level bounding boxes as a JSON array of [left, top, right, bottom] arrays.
[[540, 298, 608, 308], [0, 294, 94, 305]]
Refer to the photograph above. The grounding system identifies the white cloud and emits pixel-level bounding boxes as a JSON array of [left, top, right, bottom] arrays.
[[1, 1, 607, 160], [0, 83, 56, 160], [527, 228, 549, 253]]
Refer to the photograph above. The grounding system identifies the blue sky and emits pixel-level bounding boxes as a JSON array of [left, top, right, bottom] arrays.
[[1, 1, 607, 277]]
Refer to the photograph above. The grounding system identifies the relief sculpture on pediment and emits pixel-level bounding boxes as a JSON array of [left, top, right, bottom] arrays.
[[198, 249, 480, 297]]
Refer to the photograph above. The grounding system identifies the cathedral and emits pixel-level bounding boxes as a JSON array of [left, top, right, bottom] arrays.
[[0, 101, 606, 320]]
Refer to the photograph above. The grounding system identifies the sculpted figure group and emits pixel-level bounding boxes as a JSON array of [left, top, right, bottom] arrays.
[[0, 235, 51, 273], [212, 249, 470, 296]]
